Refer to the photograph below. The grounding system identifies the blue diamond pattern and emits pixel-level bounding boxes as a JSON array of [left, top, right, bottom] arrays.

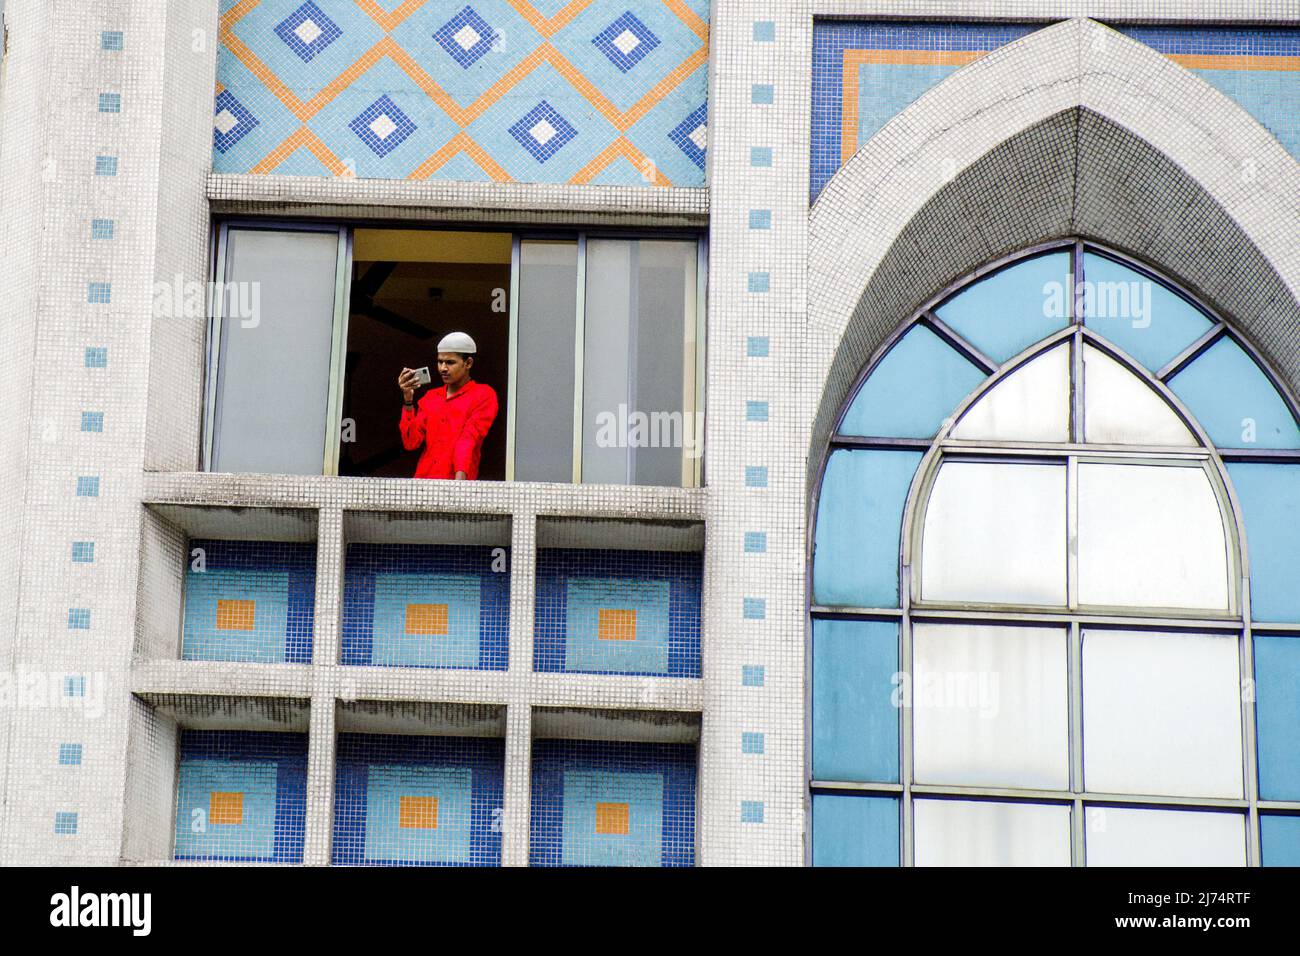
[[274, 1, 343, 63], [592, 11, 660, 73], [349, 95, 417, 158], [508, 101, 578, 164], [668, 103, 707, 170], [434, 5, 498, 69], [213, 90, 259, 153]]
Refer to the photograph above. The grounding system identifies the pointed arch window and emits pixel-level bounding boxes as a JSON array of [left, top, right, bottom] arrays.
[[809, 241, 1300, 867]]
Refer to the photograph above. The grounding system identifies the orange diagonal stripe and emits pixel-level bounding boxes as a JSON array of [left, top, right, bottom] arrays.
[[570, 137, 672, 187], [507, 0, 594, 38], [220, 0, 260, 32], [408, 132, 513, 180], [356, 0, 428, 33], [663, 0, 710, 41], [623, 45, 708, 129]]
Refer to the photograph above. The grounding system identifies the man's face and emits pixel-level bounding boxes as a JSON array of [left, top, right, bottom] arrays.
[[437, 351, 472, 386]]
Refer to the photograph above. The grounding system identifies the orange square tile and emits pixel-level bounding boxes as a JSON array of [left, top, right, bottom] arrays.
[[597, 608, 637, 642], [399, 795, 439, 829], [595, 801, 630, 835], [209, 791, 244, 826], [215, 599, 255, 631], [405, 603, 449, 636]]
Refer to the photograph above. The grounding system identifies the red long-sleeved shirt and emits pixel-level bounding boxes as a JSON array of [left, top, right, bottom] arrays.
[[399, 379, 499, 480]]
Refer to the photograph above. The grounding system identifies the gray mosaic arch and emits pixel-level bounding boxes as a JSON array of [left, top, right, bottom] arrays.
[[805, 17, 1300, 489]]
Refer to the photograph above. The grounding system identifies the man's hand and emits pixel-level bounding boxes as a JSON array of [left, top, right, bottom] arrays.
[[398, 368, 421, 404], [454, 471, 468, 480]]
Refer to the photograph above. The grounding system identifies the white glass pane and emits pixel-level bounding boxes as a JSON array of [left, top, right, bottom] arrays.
[[951, 343, 1070, 442], [1077, 463, 1230, 610], [515, 241, 578, 482], [914, 799, 1071, 867], [581, 239, 696, 487], [1082, 345, 1196, 446], [913, 624, 1069, 790], [921, 462, 1067, 605], [1083, 629, 1243, 798], [1085, 807, 1246, 866], [212, 228, 339, 475]]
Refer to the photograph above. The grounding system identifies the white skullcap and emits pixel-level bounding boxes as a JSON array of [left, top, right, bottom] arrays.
[[437, 331, 477, 354]]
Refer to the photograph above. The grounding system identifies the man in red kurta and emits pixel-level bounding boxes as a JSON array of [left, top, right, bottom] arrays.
[[397, 332, 499, 480]]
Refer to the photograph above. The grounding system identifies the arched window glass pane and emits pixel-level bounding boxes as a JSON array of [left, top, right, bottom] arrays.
[[1255, 634, 1300, 801], [1082, 345, 1196, 446], [1082, 253, 1214, 372], [812, 619, 899, 783], [813, 450, 922, 607], [1225, 462, 1300, 623], [914, 799, 1071, 867], [1082, 630, 1243, 799], [912, 623, 1068, 790], [1077, 463, 1229, 611], [933, 251, 1071, 362], [1085, 807, 1245, 867], [1167, 336, 1300, 449], [839, 324, 986, 438], [921, 461, 1066, 606], [1261, 816, 1300, 867], [811, 794, 899, 867], [950, 343, 1070, 443]]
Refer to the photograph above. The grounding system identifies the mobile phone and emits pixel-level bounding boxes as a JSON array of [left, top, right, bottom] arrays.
[[414, 366, 432, 385]]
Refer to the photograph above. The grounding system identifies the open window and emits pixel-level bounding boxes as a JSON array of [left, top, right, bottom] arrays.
[[204, 223, 705, 486]]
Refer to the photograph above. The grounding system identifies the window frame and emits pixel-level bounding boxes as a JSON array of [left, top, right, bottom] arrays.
[[807, 238, 1300, 867], [204, 220, 707, 486]]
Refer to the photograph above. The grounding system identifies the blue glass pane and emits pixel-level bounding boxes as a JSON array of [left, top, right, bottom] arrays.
[[1226, 463, 1300, 623], [812, 793, 899, 867], [813, 449, 923, 607], [839, 324, 987, 438], [934, 252, 1070, 362], [1255, 634, 1300, 801], [1082, 254, 1213, 372], [1168, 336, 1300, 449], [812, 619, 899, 783], [1261, 815, 1300, 867]]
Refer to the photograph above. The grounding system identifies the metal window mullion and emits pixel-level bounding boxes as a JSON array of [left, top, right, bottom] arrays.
[[626, 241, 640, 485], [1242, 579, 1261, 867], [1069, 619, 1085, 866], [505, 236, 521, 482], [202, 222, 230, 471], [900, 564, 914, 867], [691, 237, 707, 488], [1067, 455, 1079, 612], [571, 234, 587, 484], [321, 227, 352, 477]]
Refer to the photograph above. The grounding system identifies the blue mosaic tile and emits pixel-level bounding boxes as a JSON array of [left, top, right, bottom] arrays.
[[81, 411, 105, 432], [752, 83, 774, 104], [182, 540, 316, 664], [75, 476, 99, 497], [747, 272, 770, 293], [94, 155, 118, 176], [214, 89, 260, 153], [71, 541, 94, 563], [173, 731, 307, 863], [98, 92, 121, 113], [743, 597, 766, 620], [742, 732, 765, 754], [87, 283, 111, 304], [753, 21, 776, 42], [342, 544, 509, 671], [742, 664, 765, 686], [744, 465, 768, 488], [741, 800, 764, 823], [54, 812, 78, 835], [750, 146, 772, 166], [274, 1, 342, 63], [349, 94, 417, 158], [592, 10, 661, 73], [58, 744, 83, 766], [749, 209, 772, 229], [530, 739, 696, 867], [668, 103, 708, 170], [509, 100, 578, 164], [333, 734, 504, 866], [747, 336, 770, 357], [746, 401, 769, 422], [84, 347, 107, 368], [91, 219, 114, 240], [64, 676, 86, 698], [433, 5, 499, 69], [534, 548, 702, 678], [67, 608, 91, 630], [100, 31, 123, 51], [743, 532, 767, 553]]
